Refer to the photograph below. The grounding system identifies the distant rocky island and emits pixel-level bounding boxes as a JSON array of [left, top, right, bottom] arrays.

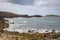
[[45, 15, 60, 17], [0, 11, 42, 18]]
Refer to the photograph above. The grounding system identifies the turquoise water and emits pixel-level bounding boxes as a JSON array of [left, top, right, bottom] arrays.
[[4, 17, 60, 33]]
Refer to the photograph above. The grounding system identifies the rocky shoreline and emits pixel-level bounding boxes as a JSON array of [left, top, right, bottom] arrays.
[[0, 18, 9, 29]]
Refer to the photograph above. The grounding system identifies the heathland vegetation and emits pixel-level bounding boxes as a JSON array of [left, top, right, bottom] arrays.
[[0, 29, 60, 40]]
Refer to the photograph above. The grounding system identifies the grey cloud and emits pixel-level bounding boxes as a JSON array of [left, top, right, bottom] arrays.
[[37, 0, 60, 7], [9, 0, 35, 5], [0, 0, 10, 2], [44, 0, 60, 6]]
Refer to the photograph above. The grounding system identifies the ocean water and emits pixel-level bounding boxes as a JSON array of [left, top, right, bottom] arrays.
[[4, 17, 60, 33]]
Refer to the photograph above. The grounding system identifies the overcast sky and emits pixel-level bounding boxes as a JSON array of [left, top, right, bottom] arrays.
[[0, 0, 60, 16]]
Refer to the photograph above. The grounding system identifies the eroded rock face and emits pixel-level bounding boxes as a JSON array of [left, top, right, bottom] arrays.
[[0, 18, 9, 29]]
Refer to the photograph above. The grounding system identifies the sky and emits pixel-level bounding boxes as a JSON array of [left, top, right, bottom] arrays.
[[0, 0, 60, 16]]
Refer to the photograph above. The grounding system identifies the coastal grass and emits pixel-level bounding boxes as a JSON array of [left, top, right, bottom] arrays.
[[0, 29, 60, 40]]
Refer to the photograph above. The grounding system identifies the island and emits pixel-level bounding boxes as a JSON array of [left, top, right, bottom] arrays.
[[45, 14, 60, 17]]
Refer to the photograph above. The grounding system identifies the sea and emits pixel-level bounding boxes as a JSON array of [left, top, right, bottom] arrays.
[[4, 17, 60, 33]]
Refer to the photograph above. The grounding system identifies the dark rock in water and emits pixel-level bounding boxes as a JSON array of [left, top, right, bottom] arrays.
[[10, 22, 14, 24]]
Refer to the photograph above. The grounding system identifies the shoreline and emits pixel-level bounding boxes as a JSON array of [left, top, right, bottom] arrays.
[[4, 28, 60, 33], [0, 18, 60, 40]]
